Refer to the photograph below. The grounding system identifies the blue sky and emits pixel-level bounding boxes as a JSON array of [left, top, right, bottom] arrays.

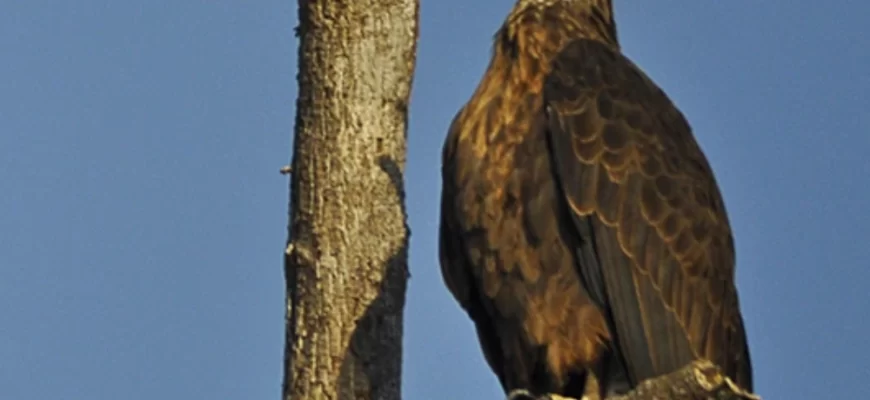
[[1, 1, 867, 399]]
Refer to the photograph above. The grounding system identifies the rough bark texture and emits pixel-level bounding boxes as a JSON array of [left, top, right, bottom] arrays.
[[508, 360, 760, 400], [282, 0, 419, 399]]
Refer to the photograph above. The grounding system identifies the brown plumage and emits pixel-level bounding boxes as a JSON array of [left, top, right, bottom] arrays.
[[438, 0, 753, 398]]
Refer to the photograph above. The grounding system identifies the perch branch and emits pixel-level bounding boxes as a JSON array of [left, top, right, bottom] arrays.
[[506, 360, 759, 400]]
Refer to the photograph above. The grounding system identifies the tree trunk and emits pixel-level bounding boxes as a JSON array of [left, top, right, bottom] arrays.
[[282, 0, 419, 399]]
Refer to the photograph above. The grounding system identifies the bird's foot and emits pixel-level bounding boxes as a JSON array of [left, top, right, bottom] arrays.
[[506, 389, 576, 400], [506, 389, 537, 400]]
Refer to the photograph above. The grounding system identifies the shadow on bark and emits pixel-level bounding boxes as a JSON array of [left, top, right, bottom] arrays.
[[337, 155, 411, 399]]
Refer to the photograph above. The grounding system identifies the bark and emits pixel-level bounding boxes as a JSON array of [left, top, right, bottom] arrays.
[[282, 0, 419, 399], [507, 360, 760, 400]]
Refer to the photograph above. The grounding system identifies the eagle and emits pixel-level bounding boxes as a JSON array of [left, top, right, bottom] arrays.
[[437, 0, 754, 398]]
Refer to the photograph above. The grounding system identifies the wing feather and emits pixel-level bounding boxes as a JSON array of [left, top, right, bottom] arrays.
[[543, 38, 753, 391]]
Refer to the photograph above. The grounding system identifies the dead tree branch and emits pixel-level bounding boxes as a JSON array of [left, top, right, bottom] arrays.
[[507, 360, 759, 400]]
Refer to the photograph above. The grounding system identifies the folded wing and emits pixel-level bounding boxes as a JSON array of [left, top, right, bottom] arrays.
[[542, 38, 753, 391]]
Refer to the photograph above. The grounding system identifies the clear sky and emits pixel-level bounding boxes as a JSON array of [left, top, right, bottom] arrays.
[[1, 1, 868, 399]]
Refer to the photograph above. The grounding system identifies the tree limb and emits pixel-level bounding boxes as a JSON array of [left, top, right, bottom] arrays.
[[507, 360, 760, 400]]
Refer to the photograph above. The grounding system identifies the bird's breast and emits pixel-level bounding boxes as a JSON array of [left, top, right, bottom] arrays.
[[443, 93, 612, 389]]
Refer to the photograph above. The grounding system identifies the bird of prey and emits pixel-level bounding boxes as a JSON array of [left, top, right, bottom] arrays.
[[437, 0, 753, 398]]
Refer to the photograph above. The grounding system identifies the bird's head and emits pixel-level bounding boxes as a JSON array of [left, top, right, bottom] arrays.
[[508, 0, 614, 16], [500, 0, 619, 52]]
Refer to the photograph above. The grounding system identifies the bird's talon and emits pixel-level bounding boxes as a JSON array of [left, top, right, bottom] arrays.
[[506, 389, 541, 400]]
